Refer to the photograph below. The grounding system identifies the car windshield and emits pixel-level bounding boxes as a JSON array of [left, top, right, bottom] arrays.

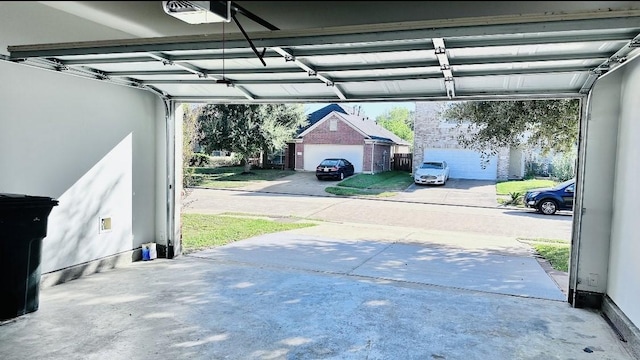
[[553, 179, 575, 190], [320, 159, 339, 166], [420, 162, 443, 169]]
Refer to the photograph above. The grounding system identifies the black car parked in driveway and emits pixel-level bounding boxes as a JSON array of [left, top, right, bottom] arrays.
[[524, 178, 575, 215], [316, 158, 355, 181]]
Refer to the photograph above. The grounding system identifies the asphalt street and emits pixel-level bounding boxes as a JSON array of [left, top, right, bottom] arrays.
[[183, 187, 573, 241]]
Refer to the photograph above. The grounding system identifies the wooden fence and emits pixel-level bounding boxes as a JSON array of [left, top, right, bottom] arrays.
[[393, 153, 413, 172]]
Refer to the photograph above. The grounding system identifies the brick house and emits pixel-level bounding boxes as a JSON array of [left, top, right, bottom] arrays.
[[414, 101, 525, 181], [284, 104, 410, 173]]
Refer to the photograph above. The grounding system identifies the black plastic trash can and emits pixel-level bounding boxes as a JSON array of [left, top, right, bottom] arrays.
[[0, 193, 58, 320]]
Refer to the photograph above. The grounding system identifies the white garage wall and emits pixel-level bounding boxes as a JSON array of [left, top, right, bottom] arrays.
[[608, 57, 640, 327], [574, 53, 640, 345], [0, 60, 162, 274], [303, 145, 364, 172], [423, 148, 497, 180]]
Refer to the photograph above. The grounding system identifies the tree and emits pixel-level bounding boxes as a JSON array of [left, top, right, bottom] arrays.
[[376, 107, 414, 143], [441, 99, 579, 162], [182, 103, 202, 164], [182, 103, 202, 188], [197, 104, 307, 172]]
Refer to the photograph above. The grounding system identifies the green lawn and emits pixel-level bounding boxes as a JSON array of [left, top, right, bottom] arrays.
[[325, 171, 414, 197], [518, 238, 570, 272], [181, 213, 317, 253], [186, 166, 295, 188], [533, 243, 570, 272], [496, 179, 557, 195]]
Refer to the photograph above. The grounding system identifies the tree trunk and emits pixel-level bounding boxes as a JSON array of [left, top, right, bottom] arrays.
[[261, 147, 269, 169], [243, 156, 251, 173]]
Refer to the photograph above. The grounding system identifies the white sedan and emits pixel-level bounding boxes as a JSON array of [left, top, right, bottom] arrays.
[[414, 161, 450, 185]]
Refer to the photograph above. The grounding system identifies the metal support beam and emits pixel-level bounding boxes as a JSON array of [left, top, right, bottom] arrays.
[[580, 33, 640, 94], [148, 52, 209, 78], [433, 38, 455, 98], [272, 47, 347, 100]]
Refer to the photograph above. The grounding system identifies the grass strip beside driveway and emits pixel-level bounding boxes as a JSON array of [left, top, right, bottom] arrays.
[[325, 171, 414, 197], [518, 237, 570, 272], [181, 213, 317, 253]]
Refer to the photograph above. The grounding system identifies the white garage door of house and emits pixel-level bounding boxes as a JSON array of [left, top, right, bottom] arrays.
[[424, 148, 498, 180], [304, 145, 364, 173]]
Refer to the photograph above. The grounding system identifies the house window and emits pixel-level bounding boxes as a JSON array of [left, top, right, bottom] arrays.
[[269, 150, 285, 164], [329, 119, 338, 131]]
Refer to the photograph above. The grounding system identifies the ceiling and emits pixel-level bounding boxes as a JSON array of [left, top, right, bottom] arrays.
[[4, 1, 640, 103]]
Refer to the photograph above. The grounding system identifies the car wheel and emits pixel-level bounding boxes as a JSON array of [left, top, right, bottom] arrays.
[[316, 176, 322, 181], [538, 199, 558, 215], [339, 171, 345, 180]]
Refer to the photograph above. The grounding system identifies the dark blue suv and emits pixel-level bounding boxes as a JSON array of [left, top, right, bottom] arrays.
[[524, 179, 575, 215]]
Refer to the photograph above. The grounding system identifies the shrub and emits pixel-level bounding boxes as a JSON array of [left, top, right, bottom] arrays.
[[551, 152, 576, 181], [183, 167, 194, 188], [209, 156, 240, 167], [504, 191, 522, 206], [189, 153, 212, 167]]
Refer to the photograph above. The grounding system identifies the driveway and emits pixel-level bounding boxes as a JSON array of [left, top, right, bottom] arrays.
[[395, 179, 498, 208], [238, 171, 335, 197], [225, 172, 499, 208]]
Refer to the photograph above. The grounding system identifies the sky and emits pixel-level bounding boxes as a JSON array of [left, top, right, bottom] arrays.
[[303, 102, 415, 120]]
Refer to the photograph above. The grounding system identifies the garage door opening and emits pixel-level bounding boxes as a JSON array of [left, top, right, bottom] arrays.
[[178, 97, 580, 302]]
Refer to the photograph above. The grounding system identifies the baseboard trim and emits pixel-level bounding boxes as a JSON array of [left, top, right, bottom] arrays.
[[602, 296, 640, 360]]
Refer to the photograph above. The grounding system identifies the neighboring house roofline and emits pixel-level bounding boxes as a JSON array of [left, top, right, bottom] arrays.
[[297, 111, 370, 139], [296, 103, 351, 136], [297, 110, 409, 146], [364, 139, 394, 145]]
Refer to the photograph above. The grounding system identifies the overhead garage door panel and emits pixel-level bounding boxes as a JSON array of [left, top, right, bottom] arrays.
[[8, 13, 639, 103], [304, 145, 363, 173], [424, 148, 497, 180]]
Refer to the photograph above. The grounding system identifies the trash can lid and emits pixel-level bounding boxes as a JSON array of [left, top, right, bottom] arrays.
[[0, 193, 59, 207]]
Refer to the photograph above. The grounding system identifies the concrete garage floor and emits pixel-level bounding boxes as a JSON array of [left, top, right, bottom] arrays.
[[0, 229, 634, 360]]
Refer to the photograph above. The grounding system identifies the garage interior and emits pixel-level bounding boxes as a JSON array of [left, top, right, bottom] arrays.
[[1, 1, 639, 358]]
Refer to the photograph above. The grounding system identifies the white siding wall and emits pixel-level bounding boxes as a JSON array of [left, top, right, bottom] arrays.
[[0, 60, 162, 274]]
